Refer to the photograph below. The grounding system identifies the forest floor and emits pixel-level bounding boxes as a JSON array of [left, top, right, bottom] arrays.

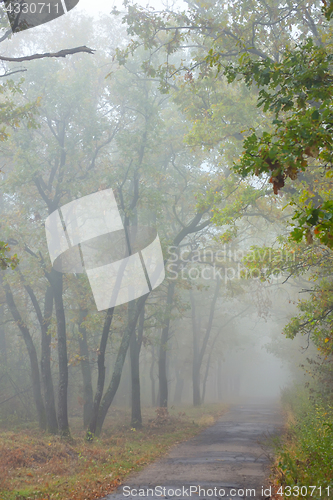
[[105, 402, 284, 500], [0, 404, 227, 500]]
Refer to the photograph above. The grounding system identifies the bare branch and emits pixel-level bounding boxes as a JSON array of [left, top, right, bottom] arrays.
[[0, 45, 94, 63], [0, 68, 27, 77]]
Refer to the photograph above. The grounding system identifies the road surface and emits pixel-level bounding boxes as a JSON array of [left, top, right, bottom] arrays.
[[104, 403, 284, 500]]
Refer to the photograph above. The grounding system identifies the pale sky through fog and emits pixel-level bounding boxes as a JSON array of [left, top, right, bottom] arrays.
[[0, 0, 187, 54], [77, 0, 185, 15]]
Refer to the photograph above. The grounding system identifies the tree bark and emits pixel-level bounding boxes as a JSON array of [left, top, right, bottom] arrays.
[[130, 305, 145, 428], [0, 46, 94, 63], [190, 277, 220, 406], [48, 269, 70, 436], [40, 286, 58, 434], [24, 282, 58, 433], [173, 366, 184, 405], [5, 284, 46, 429], [90, 209, 213, 435], [201, 348, 212, 404], [158, 281, 176, 408], [192, 361, 201, 406], [156, 212, 212, 409], [150, 344, 156, 406], [190, 289, 201, 406], [217, 359, 222, 401], [78, 309, 93, 429], [0, 273, 7, 366], [95, 294, 148, 436], [87, 306, 114, 438]]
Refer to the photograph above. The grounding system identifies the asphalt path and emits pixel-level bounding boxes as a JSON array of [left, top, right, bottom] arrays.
[[104, 403, 284, 500]]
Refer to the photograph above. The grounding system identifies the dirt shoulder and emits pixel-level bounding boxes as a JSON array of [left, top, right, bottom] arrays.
[[0, 404, 227, 500]]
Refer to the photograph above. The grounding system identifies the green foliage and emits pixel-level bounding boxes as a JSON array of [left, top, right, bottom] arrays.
[[222, 36, 333, 247], [0, 78, 38, 141], [290, 199, 333, 247], [0, 241, 18, 270], [283, 278, 333, 354], [116, 0, 323, 92], [323, 0, 333, 19], [275, 387, 333, 496], [0, 78, 38, 270], [241, 238, 333, 355]]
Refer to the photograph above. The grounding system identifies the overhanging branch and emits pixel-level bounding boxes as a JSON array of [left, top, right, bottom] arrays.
[[0, 45, 94, 63]]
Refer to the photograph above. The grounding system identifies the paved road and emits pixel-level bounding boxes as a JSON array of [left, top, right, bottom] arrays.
[[105, 403, 284, 500]]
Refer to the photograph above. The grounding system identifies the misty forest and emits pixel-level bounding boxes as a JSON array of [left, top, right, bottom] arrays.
[[0, 0, 333, 498]]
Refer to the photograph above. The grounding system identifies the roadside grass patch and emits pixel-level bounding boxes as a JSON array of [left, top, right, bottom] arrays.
[[0, 404, 227, 500], [272, 388, 333, 499]]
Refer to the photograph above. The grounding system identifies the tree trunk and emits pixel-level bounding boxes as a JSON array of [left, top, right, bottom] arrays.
[[173, 366, 184, 405], [150, 344, 156, 406], [201, 349, 213, 404], [5, 284, 47, 429], [95, 294, 148, 436], [190, 289, 201, 406], [78, 309, 94, 429], [49, 269, 70, 436], [130, 305, 145, 428], [87, 306, 114, 438], [40, 286, 58, 434], [158, 281, 175, 408], [190, 278, 220, 406], [0, 273, 7, 366], [90, 208, 211, 435], [217, 359, 222, 401], [12, 276, 57, 433], [192, 361, 201, 406]]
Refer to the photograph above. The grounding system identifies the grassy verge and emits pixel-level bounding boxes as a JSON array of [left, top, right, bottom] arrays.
[[271, 388, 333, 499], [0, 404, 227, 500]]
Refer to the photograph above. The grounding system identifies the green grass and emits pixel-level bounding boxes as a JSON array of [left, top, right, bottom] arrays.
[[273, 388, 333, 499], [0, 404, 227, 500]]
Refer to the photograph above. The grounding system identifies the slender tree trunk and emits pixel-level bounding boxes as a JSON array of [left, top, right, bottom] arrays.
[[173, 366, 184, 405], [5, 284, 47, 429], [156, 212, 212, 407], [0, 194, 6, 365], [95, 294, 148, 436], [217, 359, 222, 401], [130, 305, 145, 428], [22, 281, 58, 433], [40, 286, 58, 433], [150, 344, 156, 406], [87, 307, 114, 438], [13, 275, 57, 433], [0, 273, 7, 366], [49, 269, 70, 436], [192, 361, 201, 406], [158, 281, 176, 408], [130, 333, 141, 427], [90, 208, 211, 434], [190, 290, 201, 406], [190, 278, 221, 406], [78, 309, 93, 429], [201, 349, 213, 404]]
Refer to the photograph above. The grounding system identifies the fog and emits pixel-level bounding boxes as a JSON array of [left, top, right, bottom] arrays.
[[0, 0, 318, 440]]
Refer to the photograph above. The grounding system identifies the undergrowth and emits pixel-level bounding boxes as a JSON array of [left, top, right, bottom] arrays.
[[272, 387, 333, 499], [0, 404, 226, 500]]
